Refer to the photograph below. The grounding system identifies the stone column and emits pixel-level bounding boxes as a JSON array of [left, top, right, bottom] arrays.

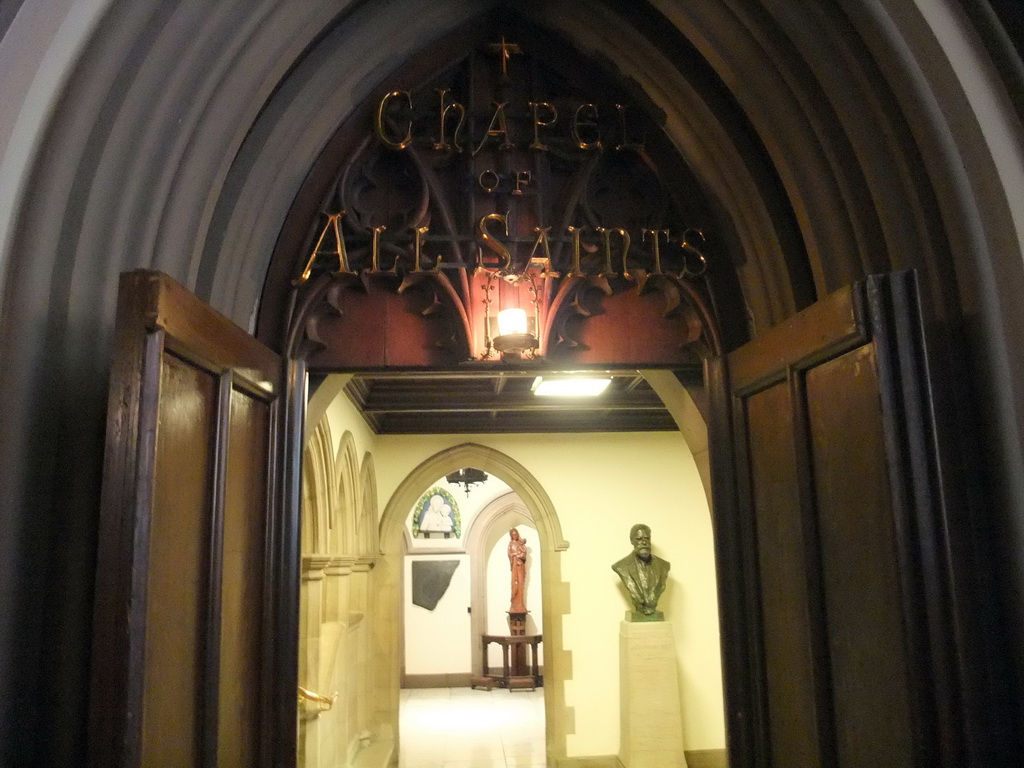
[[299, 556, 330, 768]]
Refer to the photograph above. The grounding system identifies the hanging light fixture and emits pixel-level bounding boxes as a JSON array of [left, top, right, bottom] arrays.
[[493, 305, 536, 356], [497, 307, 529, 338], [483, 270, 541, 360], [446, 467, 488, 496]]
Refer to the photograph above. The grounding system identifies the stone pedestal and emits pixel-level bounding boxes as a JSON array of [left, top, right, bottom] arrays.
[[619, 621, 688, 768]]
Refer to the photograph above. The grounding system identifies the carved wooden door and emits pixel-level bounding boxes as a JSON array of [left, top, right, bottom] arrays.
[[88, 271, 301, 768], [708, 272, 961, 768]]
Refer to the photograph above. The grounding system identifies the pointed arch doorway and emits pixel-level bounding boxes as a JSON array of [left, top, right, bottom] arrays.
[[83, 6, 987, 768], [48, 1, 1015, 765], [379, 444, 569, 765], [463, 487, 541, 684]]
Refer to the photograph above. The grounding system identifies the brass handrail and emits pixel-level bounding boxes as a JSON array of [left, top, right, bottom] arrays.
[[298, 686, 338, 712]]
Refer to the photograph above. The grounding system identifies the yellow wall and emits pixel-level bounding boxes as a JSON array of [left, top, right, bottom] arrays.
[[321, 380, 379, 465]]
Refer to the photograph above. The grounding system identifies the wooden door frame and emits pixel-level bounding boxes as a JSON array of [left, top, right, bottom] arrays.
[[273, 357, 307, 765]]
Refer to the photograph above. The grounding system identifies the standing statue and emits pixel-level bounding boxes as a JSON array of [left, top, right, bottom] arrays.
[[508, 528, 528, 613], [612, 523, 670, 621]]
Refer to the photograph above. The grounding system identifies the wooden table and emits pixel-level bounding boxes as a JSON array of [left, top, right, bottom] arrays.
[[470, 633, 543, 691]]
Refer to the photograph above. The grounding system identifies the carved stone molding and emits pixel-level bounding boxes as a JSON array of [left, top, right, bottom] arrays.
[[302, 555, 335, 581]]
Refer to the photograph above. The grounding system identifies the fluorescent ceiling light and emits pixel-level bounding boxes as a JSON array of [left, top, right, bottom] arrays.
[[532, 376, 612, 397]]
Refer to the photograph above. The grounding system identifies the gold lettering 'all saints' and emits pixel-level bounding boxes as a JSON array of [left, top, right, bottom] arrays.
[[478, 213, 512, 270], [293, 213, 700, 286]]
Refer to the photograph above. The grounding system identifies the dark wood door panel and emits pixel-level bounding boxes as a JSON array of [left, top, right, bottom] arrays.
[[747, 382, 823, 768], [807, 345, 915, 767], [90, 271, 287, 768], [711, 272, 963, 768], [141, 354, 218, 766], [218, 388, 270, 768], [728, 284, 863, 394]]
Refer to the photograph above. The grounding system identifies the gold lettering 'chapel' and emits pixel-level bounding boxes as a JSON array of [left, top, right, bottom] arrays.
[[375, 89, 644, 154], [374, 36, 642, 155]]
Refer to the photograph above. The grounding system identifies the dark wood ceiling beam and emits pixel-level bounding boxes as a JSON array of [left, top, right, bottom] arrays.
[[341, 369, 700, 434], [359, 393, 667, 413], [347, 365, 704, 381], [375, 411, 679, 434]]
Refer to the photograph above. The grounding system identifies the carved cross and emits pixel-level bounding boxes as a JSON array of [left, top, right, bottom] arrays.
[[489, 36, 522, 78]]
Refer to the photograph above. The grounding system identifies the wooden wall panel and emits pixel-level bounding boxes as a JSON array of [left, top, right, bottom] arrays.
[[807, 345, 915, 768], [306, 281, 464, 369], [141, 353, 216, 767], [554, 288, 702, 365], [746, 383, 822, 768]]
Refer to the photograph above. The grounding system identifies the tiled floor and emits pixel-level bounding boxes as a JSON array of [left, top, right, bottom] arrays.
[[398, 686, 546, 768]]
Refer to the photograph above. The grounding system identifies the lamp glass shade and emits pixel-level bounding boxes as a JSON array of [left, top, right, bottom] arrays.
[[497, 308, 528, 337]]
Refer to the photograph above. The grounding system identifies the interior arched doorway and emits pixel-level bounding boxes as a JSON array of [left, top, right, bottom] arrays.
[[397, 481, 540, 687], [462, 490, 538, 680], [378, 444, 569, 765]]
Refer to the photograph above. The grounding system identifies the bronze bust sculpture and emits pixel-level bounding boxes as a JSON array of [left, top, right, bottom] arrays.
[[612, 523, 670, 621]]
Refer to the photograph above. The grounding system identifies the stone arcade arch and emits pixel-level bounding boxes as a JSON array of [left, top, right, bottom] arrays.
[[299, 414, 383, 768], [378, 443, 570, 764], [3, 3, 1024, 766]]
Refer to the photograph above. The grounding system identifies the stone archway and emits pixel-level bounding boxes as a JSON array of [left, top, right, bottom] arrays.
[[377, 443, 570, 765]]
